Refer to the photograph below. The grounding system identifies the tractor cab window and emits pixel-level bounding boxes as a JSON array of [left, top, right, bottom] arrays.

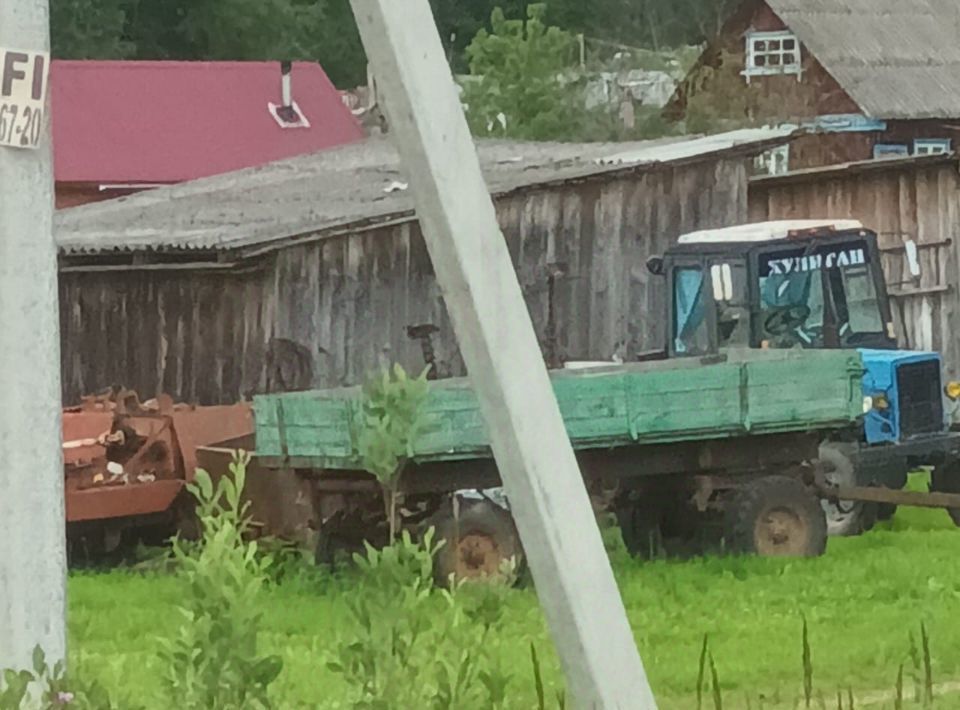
[[673, 266, 709, 355], [757, 240, 885, 349], [711, 261, 749, 348], [839, 264, 884, 336]]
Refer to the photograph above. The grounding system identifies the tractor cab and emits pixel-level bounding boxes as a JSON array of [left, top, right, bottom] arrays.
[[649, 219, 954, 451], [649, 220, 903, 358]]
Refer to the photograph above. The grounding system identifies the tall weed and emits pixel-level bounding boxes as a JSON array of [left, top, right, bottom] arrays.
[[159, 453, 282, 709], [356, 364, 430, 540], [327, 529, 519, 708], [0, 646, 130, 710]]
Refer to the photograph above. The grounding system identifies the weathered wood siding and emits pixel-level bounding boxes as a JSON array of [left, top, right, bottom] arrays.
[[60, 158, 749, 405], [668, 1, 859, 128], [668, 0, 960, 170], [749, 160, 960, 376]]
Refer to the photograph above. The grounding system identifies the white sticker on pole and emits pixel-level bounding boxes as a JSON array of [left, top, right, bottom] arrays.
[[0, 48, 49, 150]]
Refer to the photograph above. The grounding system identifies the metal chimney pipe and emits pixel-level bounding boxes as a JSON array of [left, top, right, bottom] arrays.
[[281, 60, 292, 106]]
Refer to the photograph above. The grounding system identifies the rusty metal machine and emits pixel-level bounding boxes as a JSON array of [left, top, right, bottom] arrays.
[[62, 388, 253, 556]]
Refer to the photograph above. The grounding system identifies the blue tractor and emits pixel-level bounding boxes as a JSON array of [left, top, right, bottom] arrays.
[[649, 219, 960, 534]]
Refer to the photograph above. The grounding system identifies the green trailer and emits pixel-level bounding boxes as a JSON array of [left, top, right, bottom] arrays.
[[255, 349, 862, 467], [238, 348, 865, 579]]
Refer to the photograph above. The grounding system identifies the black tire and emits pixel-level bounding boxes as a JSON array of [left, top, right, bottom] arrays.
[[724, 476, 827, 557], [172, 491, 201, 542], [614, 496, 662, 560], [818, 444, 869, 537], [313, 526, 372, 569], [817, 444, 880, 535], [876, 503, 898, 521], [930, 460, 960, 526], [314, 530, 335, 567], [431, 500, 523, 585]]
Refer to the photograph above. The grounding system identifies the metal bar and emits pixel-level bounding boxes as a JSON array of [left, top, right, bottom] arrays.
[[0, 0, 66, 672], [819, 484, 960, 509], [880, 239, 953, 253], [888, 285, 952, 298]]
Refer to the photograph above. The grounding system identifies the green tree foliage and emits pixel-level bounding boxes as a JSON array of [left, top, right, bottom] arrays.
[[50, 0, 368, 87], [565, 0, 740, 51], [50, 0, 739, 90], [433, 0, 740, 71], [50, 0, 136, 59], [462, 4, 582, 141]]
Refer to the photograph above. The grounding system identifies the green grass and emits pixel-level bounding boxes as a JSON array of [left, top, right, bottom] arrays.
[[68, 474, 960, 708]]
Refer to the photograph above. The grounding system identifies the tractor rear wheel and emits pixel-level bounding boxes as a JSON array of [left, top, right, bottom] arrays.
[[725, 476, 827, 557]]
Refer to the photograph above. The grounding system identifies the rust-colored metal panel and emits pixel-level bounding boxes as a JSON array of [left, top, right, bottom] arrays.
[[61, 392, 253, 526], [66, 479, 184, 522], [170, 403, 254, 481], [196, 445, 316, 543]]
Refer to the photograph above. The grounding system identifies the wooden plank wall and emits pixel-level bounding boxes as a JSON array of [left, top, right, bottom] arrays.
[[60, 157, 748, 405], [749, 162, 960, 377]]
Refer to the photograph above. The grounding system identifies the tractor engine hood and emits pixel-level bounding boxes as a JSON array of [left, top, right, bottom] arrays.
[[858, 348, 945, 444]]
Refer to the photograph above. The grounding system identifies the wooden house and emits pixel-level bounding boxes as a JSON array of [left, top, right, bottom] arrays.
[[54, 129, 789, 405], [666, 0, 960, 171]]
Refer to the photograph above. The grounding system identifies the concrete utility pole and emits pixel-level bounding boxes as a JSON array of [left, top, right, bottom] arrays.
[[0, 0, 66, 672], [348, 1, 657, 707]]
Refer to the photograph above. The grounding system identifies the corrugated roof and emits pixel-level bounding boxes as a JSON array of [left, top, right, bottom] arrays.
[[765, 0, 960, 119], [55, 127, 793, 258], [52, 61, 364, 184]]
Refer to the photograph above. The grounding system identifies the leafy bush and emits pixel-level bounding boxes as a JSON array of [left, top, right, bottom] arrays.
[[159, 453, 282, 709]]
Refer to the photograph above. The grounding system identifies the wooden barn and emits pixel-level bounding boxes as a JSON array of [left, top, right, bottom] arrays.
[[666, 0, 960, 171], [56, 129, 790, 406], [750, 153, 960, 376]]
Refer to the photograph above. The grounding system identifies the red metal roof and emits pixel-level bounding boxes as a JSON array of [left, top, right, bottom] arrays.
[[52, 60, 365, 184]]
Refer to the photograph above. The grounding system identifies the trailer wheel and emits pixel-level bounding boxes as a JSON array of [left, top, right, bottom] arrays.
[[818, 444, 872, 537], [614, 497, 662, 560], [930, 461, 960, 526], [431, 500, 523, 585], [725, 476, 827, 557]]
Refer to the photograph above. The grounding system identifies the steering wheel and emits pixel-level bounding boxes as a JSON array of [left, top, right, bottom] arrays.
[[764, 305, 811, 336]]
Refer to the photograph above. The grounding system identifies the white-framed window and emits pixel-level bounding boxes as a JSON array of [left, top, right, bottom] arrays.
[[914, 139, 952, 156], [873, 144, 909, 159], [744, 31, 802, 80], [753, 143, 790, 176]]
